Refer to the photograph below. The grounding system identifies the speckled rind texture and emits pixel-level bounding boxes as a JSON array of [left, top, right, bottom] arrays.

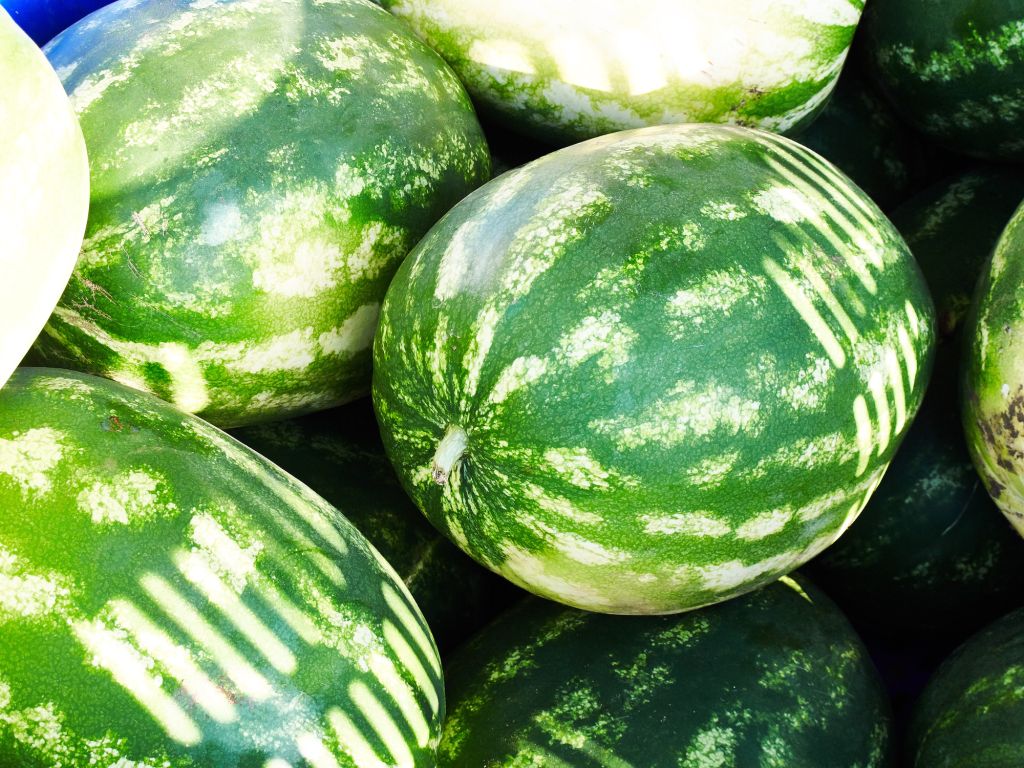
[[0, 368, 443, 767], [811, 168, 1024, 637], [793, 69, 927, 210], [864, 0, 1024, 161], [440, 577, 893, 767], [909, 608, 1024, 767], [32, 0, 490, 428], [231, 404, 521, 654], [963, 199, 1024, 537], [372, 124, 937, 615], [0, 9, 88, 391], [378, 0, 863, 146]]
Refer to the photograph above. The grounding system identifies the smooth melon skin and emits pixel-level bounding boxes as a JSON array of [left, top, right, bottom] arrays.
[[440, 576, 894, 767], [0, 368, 443, 767], [0, 8, 88, 391], [963, 200, 1024, 536], [908, 608, 1024, 767], [372, 123, 936, 615], [863, 0, 1024, 161], [230, 402, 523, 655], [809, 168, 1024, 640], [377, 0, 863, 146], [31, 0, 490, 428]]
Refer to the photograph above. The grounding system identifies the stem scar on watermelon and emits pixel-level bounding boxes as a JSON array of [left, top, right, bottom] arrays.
[[432, 425, 469, 485], [373, 123, 936, 616]]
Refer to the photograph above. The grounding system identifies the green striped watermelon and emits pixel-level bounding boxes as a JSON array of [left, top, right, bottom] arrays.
[[231, 403, 521, 655], [377, 0, 863, 146], [440, 576, 893, 767], [0, 368, 442, 767], [864, 0, 1024, 161], [31, 0, 490, 428], [909, 608, 1024, 767], [0, 8, 88, 390], [372, 124, 937, 615], [810, 168, 1024, 639], [963, 200, 1024, 537], [793, 69, 928, 210]]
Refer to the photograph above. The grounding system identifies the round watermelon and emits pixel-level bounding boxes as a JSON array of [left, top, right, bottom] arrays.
[[0, 367, 442, 767], [440, 576, 893, 767], [0, 8, 88, 391], [231, 403, 522, 655], [377, 0, 864, 145], [32, 0, 490, 428], [810, 168, 1024, 639], [963, 200, 1024, 537], [372, 123, 937, 615], [863, 0, 1024, 161], [909, 608, 1024, 767], [793, 69, 928, 210], [0, 0, 110, 44]]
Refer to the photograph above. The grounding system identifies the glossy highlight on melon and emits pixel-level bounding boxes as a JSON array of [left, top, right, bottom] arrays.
[[378, 0, 863, 145], [440, 577, 893, 767], [373, 123, 936, 615], [32, 0, 490, 427], [0, 368, 443, 767], [0, 8, 88, 391]]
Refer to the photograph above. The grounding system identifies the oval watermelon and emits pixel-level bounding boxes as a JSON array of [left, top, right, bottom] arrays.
[[372, 123, 937, 615], [863, 0, 1024, 161], [810, 168, 1024, 639], [909, 608, 1024, 767], [963, 199, 1024, 537], [230, 403, 522, 655], [377, 0, 863, 145], [440, 576, 893, 767], [32, 0, 490, 428], [0, 8, 88, 391], [0, 368, 442, 767]]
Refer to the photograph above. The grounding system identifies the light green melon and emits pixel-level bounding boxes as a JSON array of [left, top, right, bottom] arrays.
[[0, 8, 88, 390], [0, 367, 443, 767]]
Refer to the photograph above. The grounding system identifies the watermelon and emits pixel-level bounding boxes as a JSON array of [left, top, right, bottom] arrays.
[[793, 69, 928, 210], [908, 608, 1024, 767], [231, 403, 522, 655], [0, 8, 88, 391], [0, 0, 110, 45], [372, 123, 937, 615], [963, 200, 1024, 537], [31, 0, 490, 428], [376, 0, 863, 146], [863, 0, 1024, 161], [440, 576, 893, 767], [809, 168, 1024, 639], [0, 367, 443, 767]]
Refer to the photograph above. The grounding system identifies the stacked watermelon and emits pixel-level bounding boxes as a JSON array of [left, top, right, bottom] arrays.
[[6, 0, 1024, 765]]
